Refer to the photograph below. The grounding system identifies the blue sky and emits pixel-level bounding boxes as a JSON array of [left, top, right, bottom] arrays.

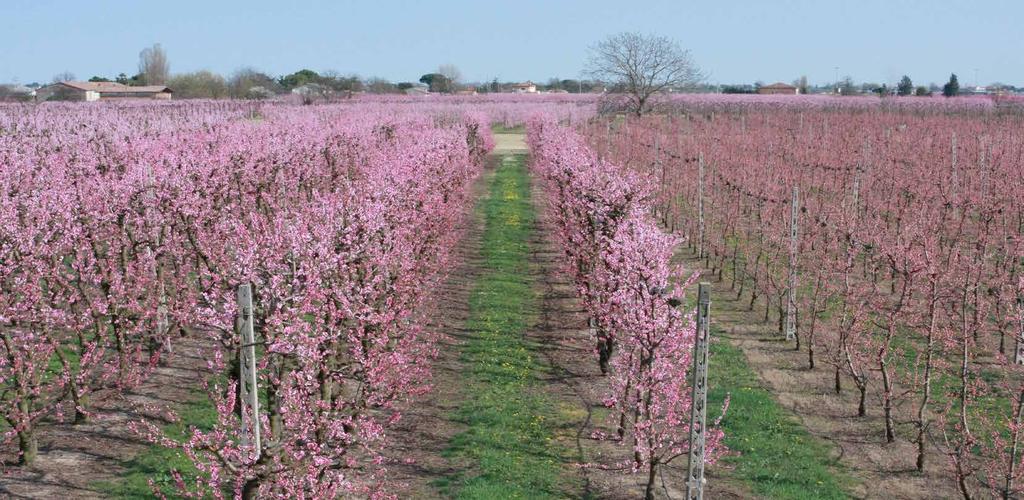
[[2, 0, 1020, 86]]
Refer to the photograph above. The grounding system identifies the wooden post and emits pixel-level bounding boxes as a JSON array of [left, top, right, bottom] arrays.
[[698, 153, 705, 260], [687, 283, 712, 500], [237, 283, 261, 457], [786, 186, 799, 341]]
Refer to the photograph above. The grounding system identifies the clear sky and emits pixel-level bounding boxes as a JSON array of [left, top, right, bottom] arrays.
[[2, 0, 1020, 87]]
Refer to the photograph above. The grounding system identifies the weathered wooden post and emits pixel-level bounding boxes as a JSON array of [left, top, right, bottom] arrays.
[[686, 283, 712, 500], [698, 153, 705, 260], [786, 186, 799, 341], [237, 283, 262, 457]]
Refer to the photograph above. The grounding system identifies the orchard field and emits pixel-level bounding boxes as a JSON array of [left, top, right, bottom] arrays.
[[1, 94, 1023, 499]]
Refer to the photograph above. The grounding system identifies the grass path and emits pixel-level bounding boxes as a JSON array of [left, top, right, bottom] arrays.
[[438, 153, 576, 499], [705, 334, 854, 499]]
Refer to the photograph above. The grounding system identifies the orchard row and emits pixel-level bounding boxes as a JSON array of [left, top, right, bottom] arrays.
[[0, 103, 490, 498]]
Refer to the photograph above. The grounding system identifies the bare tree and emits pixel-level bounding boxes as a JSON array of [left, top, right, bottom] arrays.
[[438, 64, 462, 93], [52, 71, 76, 83], [138, 43, 170, 85], [586, 32, 703, 115]]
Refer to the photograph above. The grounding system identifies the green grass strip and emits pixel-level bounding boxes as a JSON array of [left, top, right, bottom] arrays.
[[93, 396, 218, 498], [439, 154, 575, 499], [707, 334, 856, 499]]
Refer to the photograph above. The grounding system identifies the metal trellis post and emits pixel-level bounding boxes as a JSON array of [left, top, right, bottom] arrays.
[[698, 153, 705, 260], [237, 283, 262, 457], [1015, 296, 1024, 365], [687, 283, 712, 499], [786, 186, 799, 341]]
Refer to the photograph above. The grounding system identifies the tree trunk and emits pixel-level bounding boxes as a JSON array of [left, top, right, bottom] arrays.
[[881, 362, 895, 443], [18, 428, 37, 465], [644, 460, 658, 500], [242, 478, 261, 500], [858, 384, 867, 417], [598, 336, 612, 375], [916, 286, 938, 472]]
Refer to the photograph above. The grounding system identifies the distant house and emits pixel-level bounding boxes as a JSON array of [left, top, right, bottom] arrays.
[[757, 82, 799, 95], [455, 86, 478, 96], [291, 83, 327, 96], [405, 84, 429, 96], [35, 81, 173, 101], [511, 81, 537, 94], [0, 84, 36, 102]]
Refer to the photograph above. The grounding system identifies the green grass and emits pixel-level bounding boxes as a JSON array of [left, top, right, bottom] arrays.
[[491, 124, 526, 134], [93, 387, 219, 498], [439, 154, 577, 499], [707, 335, 856, 499]]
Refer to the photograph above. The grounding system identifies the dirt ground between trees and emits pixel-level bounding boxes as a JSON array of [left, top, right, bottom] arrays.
[[0, 338, 213, 499], [678, 249, 963, 500]]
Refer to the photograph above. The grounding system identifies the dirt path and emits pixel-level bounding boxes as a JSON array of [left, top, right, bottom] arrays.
[[0, 339, 212, 499], [493, 132, 527, 153], [678, 249, 961, 500]]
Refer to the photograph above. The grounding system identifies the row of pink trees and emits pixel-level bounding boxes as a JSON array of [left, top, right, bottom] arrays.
[[0, 103, 490, 497], [585, 110, 1024, 498], [527, 116, 726, 499]]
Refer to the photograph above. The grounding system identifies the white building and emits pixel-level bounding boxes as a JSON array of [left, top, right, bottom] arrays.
[[511, 81, 537, 94]]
